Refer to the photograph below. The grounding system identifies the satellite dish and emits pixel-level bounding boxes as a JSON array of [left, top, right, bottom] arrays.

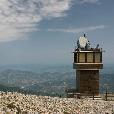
[[78, 37, 88, 48], [77, 34, 91, 49]]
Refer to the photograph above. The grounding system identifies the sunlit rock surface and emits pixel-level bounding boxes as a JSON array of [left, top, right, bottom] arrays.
[[0, 91, 114, 114]]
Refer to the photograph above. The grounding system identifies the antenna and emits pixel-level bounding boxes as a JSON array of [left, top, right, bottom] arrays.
[[96, 44, 99, 49], [84, 34, 86, 37]]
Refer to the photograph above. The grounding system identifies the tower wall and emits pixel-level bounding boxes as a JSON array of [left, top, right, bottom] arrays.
[[76, 70, 99, 95], [73, 50, 103, 95]]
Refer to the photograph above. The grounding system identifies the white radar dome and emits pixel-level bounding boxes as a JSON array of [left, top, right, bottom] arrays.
[[78, 37, 88, 48]]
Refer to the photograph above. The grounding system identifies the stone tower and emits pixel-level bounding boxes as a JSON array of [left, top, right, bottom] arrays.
[[73, 34, 103, 95]]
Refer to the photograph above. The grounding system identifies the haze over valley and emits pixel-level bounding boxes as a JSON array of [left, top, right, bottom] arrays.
[[0, 64, 113, 96]]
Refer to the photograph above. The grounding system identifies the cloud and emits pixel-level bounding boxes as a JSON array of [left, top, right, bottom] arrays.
[[0, 0, 72, 42], [79, 0, 99, 4], [48, 25, 106, 33]]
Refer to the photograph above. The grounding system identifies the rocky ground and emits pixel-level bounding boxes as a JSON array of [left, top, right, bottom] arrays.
[[0, 91, 114, 114]]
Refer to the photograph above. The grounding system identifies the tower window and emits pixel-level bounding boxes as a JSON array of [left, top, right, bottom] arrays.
[[95, 53, 101, 63], [87, 53, 93, 63], [79, 53, 85, 63]]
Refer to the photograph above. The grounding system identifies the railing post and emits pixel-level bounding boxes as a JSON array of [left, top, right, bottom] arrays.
[[105, 89, 107, 101], [93, 91, 94, 100]]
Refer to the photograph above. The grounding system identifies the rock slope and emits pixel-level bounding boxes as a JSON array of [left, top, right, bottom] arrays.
[[0, 91, 114, 114]]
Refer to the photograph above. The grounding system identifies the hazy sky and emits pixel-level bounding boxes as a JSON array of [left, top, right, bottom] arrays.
[[0, 0, 113, 65]]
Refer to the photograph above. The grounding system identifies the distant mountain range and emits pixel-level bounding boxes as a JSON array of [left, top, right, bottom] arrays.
[[0, 64, 113, 96], [0, 69, 75, 96]]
